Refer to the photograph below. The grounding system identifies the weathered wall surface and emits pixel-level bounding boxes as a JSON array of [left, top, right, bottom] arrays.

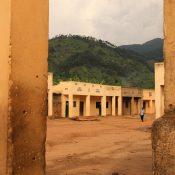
[[152, 1, 175, 175], [0, 0, 49, 174], [164, 0, 175, 113], [10, 0, 48, 174], [0, 0, 11, 174]]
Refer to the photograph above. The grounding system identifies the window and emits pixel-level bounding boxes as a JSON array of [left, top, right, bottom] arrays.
[[77, 87, 82, 91], [96, 102, 101, 108], [96, 89, 100, 93], [73, 101, 76, 107]]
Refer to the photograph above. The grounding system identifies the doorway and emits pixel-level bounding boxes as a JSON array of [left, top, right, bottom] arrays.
[[80, 101, 84, 116], [65, 101, 69, 118], [123, 97, 131, 115]]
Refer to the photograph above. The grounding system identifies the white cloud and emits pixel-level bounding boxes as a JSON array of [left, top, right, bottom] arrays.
[[49, 0, 163, 45]]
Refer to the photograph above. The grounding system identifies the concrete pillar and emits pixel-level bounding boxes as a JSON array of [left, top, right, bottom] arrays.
[[101, 96, 106, 116], [112, 96, 116, 116], [138, 98, 141, 114], [0, 0, 48, 174], [48, 73, 53, 116], [131, 97, 135, 116], [77, 98, 80, 117], [69, 94, 73, 118], [61, 95, 66, 118], [48, 92, 53, 116], [152, 1, 175, 174], [86, 95, 90, 116], [150, 100, 153, 114], [118, 96, 122, 116]]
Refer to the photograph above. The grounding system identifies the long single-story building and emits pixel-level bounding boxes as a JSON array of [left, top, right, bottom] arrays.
[[48, 73, 155, 118]]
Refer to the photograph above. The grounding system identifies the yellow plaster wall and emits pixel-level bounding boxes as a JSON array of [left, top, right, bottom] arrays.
[[123, 98, 131, 115], [155, 63, 164, 118], [122, 87, 143, 97], [9, 0, 48, 174], [53, 81, 121, 97], [0, 0, 11, 173], [143, 89, 155, 101], [164, 0, 175, 112], [90, 96, 101, 116]]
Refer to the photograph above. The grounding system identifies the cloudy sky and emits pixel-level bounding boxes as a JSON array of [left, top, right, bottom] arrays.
[[49, 0, 163, 46]]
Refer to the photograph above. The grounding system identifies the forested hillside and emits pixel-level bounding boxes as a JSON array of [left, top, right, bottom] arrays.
[[48, 35, 162, 88]]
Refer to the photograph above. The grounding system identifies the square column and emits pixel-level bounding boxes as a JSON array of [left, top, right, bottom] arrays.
[[61, 95, 66, 118], [131, 97, 135, 116], [48, 91, 53, 116], [118, 96, 122, 116], [48, 73, 53, 117], [86, 95, 90, 116], [76, 98, 80, 117], [150, 100, 153, 114], [69, 94, 74, 118], [0, 0, 49, 174], [112, 96, 116, 116], [138, 98, 142, 115], [101, 96, 106, 116]]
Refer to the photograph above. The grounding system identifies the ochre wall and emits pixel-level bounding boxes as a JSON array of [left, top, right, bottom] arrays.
[[90, 96, 101, 116], [53, 94, 61, 117], [0, 0, 48, 174], [123, 97, 131, 115], [164, 0, 175, 113], [0, 0, 11, 174], [106, 97, 112, 116], [155, 63, 164, 118]]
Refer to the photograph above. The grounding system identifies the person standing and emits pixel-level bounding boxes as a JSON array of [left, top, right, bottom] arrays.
[[140, 107, 145, 122]]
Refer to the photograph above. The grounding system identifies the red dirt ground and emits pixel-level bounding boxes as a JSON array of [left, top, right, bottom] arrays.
[[46, 116, 154, 175]]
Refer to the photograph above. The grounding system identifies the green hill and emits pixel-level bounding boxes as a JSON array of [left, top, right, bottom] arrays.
[[49, 35, 155, 88], [119, 38, 163, 63]]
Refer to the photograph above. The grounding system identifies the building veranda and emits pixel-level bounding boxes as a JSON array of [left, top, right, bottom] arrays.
[[48, 73, 155, 118]]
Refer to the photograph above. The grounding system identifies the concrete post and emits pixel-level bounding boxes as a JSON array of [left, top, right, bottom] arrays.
[[69, 94, 73, 118], [150, 100, 153, 114], [76, 98, 80, 117], [152, 1, 175, 174], [61, 95, 66, 118], [112, 96, 116, 116], [48, 92, 53, 116], [86, 95, 90, 116], [131, 97, 135, 116], [48, 73, 53, 117], [0, 0, 48, 174], [118, 96, 122, 116], [138, 98, 141, 115], [101, 96, 106, 116]]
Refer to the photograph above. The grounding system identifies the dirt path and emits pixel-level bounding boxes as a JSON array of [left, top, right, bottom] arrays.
[[46, 116, 154, 175]]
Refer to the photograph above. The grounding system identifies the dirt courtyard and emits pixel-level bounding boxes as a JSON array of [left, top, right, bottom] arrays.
[[46, 116, 154, 175]]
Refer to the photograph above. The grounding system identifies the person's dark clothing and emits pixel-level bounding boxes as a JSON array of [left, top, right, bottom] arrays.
[[140, 109, 145, 122], [140, 115, 144, 122]]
